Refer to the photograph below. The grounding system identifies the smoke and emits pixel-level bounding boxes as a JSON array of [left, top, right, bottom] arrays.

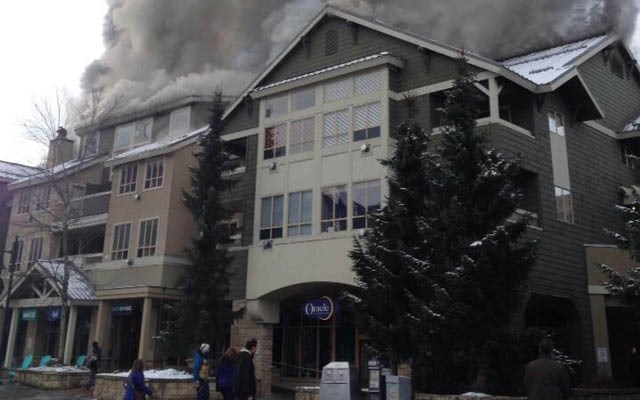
[[81, 0, 639, 120]]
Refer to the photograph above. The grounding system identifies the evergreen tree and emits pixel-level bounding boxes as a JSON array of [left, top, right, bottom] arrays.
[[347, 54, 536, 394], [163, 90, 241, 360]]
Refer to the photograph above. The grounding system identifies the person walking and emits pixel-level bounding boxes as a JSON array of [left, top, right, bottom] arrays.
[[85, 341, 102, 389], [124, 359, 154, 400], [216, 347, 237, 400], [524, 338, 571, 400], [193, 343, 211, 400], [233, 339, 257, 400]]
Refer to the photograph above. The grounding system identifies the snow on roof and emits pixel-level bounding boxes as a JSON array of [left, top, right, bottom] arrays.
[[108, 125, 209, 164], [37, 260, 96, 301], [622, 114, 640, 132], [252, 52, 394, 93], [11, 155, 102, 187], [502, 35, 608, 85], [0, 161, 41, 182]]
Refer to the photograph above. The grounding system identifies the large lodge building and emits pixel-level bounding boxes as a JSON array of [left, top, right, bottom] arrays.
[[2, 5, 640, 392]]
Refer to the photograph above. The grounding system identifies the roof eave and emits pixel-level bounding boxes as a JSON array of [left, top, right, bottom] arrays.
[[8, 155, 109, 191]]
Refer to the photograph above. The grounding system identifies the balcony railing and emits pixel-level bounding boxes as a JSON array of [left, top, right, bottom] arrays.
[[70, 191, 110, 218]]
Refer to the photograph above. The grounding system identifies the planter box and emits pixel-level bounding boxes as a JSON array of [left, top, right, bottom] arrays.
[[94, 373, 209, 400], [16, 368, 90, 389]]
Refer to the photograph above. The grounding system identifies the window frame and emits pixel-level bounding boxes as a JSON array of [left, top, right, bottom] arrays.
[[35, 185, 51, 211], [353, 102, 382, 142], [548, 111, 565, 136], [169, 107, 191, 136], [288, 190, 313, 237], [322, 109, 350, 149], [289, 117, 315, 155], [17, 190, 31, 215], [28, 236, 43, 267], [143, 158, 164, 191], [83, 131, 101, 157], [554, 186, 574, 224], [260, 195, 284, 240], [111, 222, 132, 260], [324, 77, 353, 103], [137, 217, 159, 258], [352, 180, 382, 230], [321, 184, 348, 233], [134, 118, 153, 145], [265, 94, 288, 118], [13, 239, 24, 269], [292, 87, 316, 111], [118, 164, 138, 195], [264, 124, 287, 160]]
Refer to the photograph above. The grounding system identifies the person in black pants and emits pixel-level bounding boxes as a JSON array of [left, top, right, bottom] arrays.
[[85, 341, 102, 389], [233, 339, 257, 400]]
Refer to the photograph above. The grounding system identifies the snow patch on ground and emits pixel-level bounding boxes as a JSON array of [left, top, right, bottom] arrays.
[[28, 366, 87, 373], [99, 368, 192, 380], [460, 393, 491, 398]]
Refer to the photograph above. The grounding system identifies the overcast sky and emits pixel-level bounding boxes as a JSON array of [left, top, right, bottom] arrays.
[[0, 1, 106, 166]]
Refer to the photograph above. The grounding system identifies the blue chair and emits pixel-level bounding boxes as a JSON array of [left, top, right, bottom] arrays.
[[38, 355, 52, 367], [75, 354, 87, 367], [7, 354, 33, 383]]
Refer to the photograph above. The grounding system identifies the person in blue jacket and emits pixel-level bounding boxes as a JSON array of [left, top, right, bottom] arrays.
[[123, 359, 153, 400], [215, 347, 236, 400], [193, 343, 211, 400]]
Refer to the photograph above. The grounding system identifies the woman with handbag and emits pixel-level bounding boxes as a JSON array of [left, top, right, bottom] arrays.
[[124, 359, 154, 400]]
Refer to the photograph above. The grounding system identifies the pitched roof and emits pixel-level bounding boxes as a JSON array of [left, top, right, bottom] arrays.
[[502, 35, 611, 85], [9, 154, 107, 190], [0, 160, 41, 183], [37, 260, 95, 301]]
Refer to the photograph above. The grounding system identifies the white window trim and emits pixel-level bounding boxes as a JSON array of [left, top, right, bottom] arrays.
[[136, 217, 159, 258], [118, 164, 138, 196], [321, 184, 349, 233], [134, 118, 153, 146], [287, 190, 313, 237], [169, 106, 191, 136], [143, 158, 165, 191], [16, 190, 31, 215], [548, 111, 565, 136], [111, 221, 132, 261], [114, 118, 154, 151], [83, 131, 101, 157], [352, 179, 382, 229], [260, 195, 284, 240], [554, 186, 574, 224], [114, 123, 134, 151], [289, 117, 315, 155]]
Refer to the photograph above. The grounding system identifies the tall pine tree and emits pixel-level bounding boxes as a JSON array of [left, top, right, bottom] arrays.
[[347, 54, 536, 394], [163, 90, 241, 360]]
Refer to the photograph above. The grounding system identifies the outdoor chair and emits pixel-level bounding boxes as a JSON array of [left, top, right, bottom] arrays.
[[7, 354, 33, 384], [75, 354, 87, 367], [38, 355, 52, 367]]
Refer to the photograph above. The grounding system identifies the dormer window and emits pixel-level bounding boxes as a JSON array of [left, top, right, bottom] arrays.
[[114, 118, 153, 150], [169, 107, 191, 136], [83, 132, 100, 156]]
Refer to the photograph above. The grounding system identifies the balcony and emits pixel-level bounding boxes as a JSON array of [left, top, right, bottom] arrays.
[[68, 191, 110, 228]]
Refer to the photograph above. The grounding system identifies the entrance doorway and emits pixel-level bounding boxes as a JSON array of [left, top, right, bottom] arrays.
[[109, 301, 141, 370]]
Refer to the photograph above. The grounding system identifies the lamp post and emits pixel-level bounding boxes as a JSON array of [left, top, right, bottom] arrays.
[[0, 236, 20, 364]]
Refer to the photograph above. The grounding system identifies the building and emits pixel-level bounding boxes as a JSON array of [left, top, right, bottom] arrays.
[[219, 6, 640, 393], [2, 4, 640, 392]]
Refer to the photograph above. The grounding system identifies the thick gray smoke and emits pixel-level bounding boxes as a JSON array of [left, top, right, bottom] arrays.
[[81, 0, 639, 120]]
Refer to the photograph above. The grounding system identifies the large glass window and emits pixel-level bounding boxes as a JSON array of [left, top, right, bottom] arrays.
[[35, 186, 50, 211], [118, 164, 138, 194], [323, 110, 349, 148], [355, 70, 382, 95], [288, 190, 312, 236], [554, 186, 574, 224], [292, 87, 315, 111], [353, 102, 381, 141], [28, 237, 43, 267], [169, 107, 190, 136], [114, 124, 134, 150], [324, 78, 352, 103], [290, 118, 314, 154], [265, 95, 288, 118], [352, 180, 381, 229], [548, 111, 565, 136], [134, 118, 153, 144], [137, 218, 158, 257], [321, 185, 347, 233], [111, 222, 131, 260], [264, 124, 287, 159], [83, 132, 100, 156], [13, 239, 24, 269], [144, 159, 164, 189], [17, 190, 30, 215], [260, 195, 284, 240]]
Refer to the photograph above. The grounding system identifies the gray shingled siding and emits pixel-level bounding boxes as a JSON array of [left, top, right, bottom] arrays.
[[579, 47, 640, 131], [228, 249, 248, 300], [223, 101, 259, 135]]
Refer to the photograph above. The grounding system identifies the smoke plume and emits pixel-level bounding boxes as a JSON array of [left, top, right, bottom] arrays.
[[81, 0, 639, 120]]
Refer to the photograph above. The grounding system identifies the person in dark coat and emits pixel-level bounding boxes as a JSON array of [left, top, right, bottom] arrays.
[[193, 343, 211, 400], [85, 341, 102, 389], [123, 359, 153, 400], [216, 347, 237, 400], [524, 339, 571, 400], [233, 339, 257, 400]]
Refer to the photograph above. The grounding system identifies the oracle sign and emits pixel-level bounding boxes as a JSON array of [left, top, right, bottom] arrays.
[[302, 296, 334, 320]]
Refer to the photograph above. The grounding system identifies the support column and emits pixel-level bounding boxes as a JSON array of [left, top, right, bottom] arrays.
[[3, 308, 19, 368], [63, 306, 78, 365], [488, 77, 500, 121], [589, 294, 613, 379], [138, 298, 153, 361], [93, 301, 111, 366]]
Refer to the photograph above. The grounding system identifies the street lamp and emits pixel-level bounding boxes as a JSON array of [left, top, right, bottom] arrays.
[[0, 236, 21, 365]]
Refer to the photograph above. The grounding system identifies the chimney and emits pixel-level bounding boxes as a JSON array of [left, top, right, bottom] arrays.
[[47, 127, 75, 168]]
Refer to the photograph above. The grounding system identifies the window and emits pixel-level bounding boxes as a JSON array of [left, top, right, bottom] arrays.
[[35, 186, 51, 211], [28, 237, 43, 266], [17, 190, 30, 215], [169, 107, 190, 136], [324, 78, 352, 103], [265, 95, 288, 118], [325, 29, 338, 55], [321, 185, 347, 233], [288, 190, 312, 236], [292, 87, 315, 111], [144, 159, 164, 189], [548, 111, 565, 136], [111, 223, 131, 260], [118, 164, 138, 194], [354, 102, 381, 141], [290, 118, 314, 154], [611, 55, 625, 79], [224, 201, 243, 245], [355, 70, 382, 95], [137, 218, 158, 257], [13, 239, 23, 269], [114, 124, 134, 150], [622, 145, 639, 169], [555, 186, 574, 224], [353, 180, 381, 229], [323, 110, 349, 148], [226, 138, 247, 171], [134, 118, 153, 144], [264, 124, 287, 159], [260, 195, 284, 240], [83, 132, 100, 156]]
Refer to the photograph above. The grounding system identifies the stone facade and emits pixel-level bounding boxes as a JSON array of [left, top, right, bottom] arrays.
[[94, 374, 202, 400], [16, 369, 90, 390]]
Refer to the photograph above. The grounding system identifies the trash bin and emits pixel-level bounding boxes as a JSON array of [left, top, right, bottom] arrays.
[[386, 375, 412, 400], [319, 361, 358, 400]]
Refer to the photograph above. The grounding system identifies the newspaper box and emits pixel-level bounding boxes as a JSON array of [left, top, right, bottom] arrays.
[[386, 375, 412, 400], [319, 361, 358, 400]]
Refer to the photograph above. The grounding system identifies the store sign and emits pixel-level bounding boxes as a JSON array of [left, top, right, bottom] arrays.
[[46, 307, 61, 322], [112, 304, 133, 316], [302, 296, 334, 321], [22, 308, 37, 321]]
